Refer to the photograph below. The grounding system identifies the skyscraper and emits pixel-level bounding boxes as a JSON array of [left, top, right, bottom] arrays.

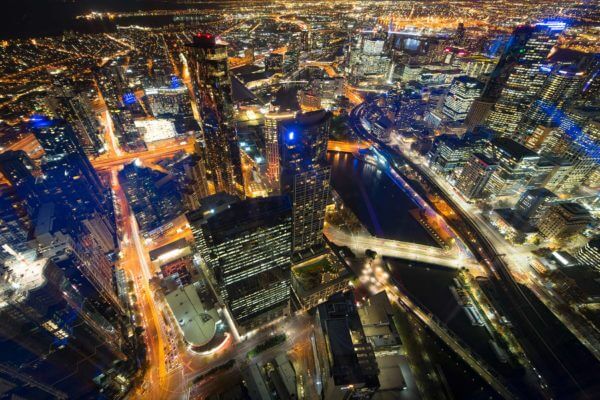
[[186, 33, 243, 196], [442, 76, 484, 122], [483, 22, 565, 136], [0, 150, 40, 213], [264, 111, 297, 191], [188, 196, 292, 333], [456, 153, 498, 199], [278, 110, 332, 259], [46, 79, 105, 157], [31, 117, 111, 220], [518, 64, 586, 143]]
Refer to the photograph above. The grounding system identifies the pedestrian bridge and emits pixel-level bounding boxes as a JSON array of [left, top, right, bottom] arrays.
[[324, 225, 478, 269]]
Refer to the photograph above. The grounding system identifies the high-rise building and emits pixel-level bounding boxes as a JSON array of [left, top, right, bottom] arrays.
[[574, 236, 600, 271], [0, 185, 31, 261], [538, 202, 592, 241], [483, 137, 540, 195], [313, 291, 380, 400], [118, 163, 183, 233], [0, 150, 40, 213], [264, 111, 297, 191], [456, 153, 498, 199], [540, 111, 600, 194], [46, 80, 105, 157], [279, 110, 332, 258], [442, 76, 484, 122], [0, 250, 136, 399], [483, 22, 565, 136], [31, 117, 112, 221], [514, 187, 557, 225], [186, 33, 243, 196], [188, 196, 292, 333], [518, 64, 586, 143]]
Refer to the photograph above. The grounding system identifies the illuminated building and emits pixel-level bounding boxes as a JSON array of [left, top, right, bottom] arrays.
[[442, 76, 484, 122], [0, 150, 40, 213], [290, 251, 352, 311], [456, 55, 497, 79], [538, 202, 592, 241], [186, 33, 243, 196], [32, 118, 114, 225], [483, 137, 540, 196], [349, 34, 390, 80], [118, 163, 183, 234], [46, 79, 104, 157], [484, 22, 565, 136], [189, 196, 292, 333], [313, 291, 380, 400], [456, 153, 498, 199], [165, 283, 218, 350], [279, 110, 332, 258], [518, 65, 586, 143], [264, 111, 296, 191], [514, 188, 557, 225], [0, 185, 31, 261], [0, 251, 136, 399], [134, 118, 177, 143], [540, 112, 600, 194], [574, 237, 600, 271]]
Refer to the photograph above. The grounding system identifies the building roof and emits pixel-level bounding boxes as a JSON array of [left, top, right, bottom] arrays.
[[165, 284, 218, 348], [491, 137, 538, 159], [204, 196, 291, 245]]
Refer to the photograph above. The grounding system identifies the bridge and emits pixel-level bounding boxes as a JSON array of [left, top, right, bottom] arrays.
[[324, 225, 479, 269]]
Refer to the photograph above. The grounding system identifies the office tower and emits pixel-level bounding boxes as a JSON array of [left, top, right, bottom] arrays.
[[188, 196, 292, 332], [46, 81, 105, 157], [442, 76, 484, 122], [465, 97, 495, 130], [0, 251, 136, 399], [518, 64, 586, 143], [0, 150, 40, 213], [540, 110, 600, 194], [264, 111, 297, 190], [0, 185, 31, 261], [176, 154, 209, 211], [118, 163, 183, 233], [456, 153, 498, 199], [186, 33, 243, 196], [483, 22, 565, 136], [313, 291, 380, 400], [31, 118, 116, 243], [279, 110, 332, 258], [428, 135, 476, 174], [514, 188, 557, 225], [483, 137, 540, 196], [349, 33, 390, 80], [574, 236, 600, 271], [538, 202, 592, 241]]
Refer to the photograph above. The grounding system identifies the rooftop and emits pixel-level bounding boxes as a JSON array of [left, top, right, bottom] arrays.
[[0, 251, 49, 309], [165, 283, 218, 349]]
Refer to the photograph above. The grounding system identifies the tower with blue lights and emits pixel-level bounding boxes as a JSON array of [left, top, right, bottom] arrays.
[[279, 110, 332, 259]]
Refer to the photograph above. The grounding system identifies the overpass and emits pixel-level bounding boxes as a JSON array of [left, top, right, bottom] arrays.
[[324, 225, 479, 269]]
